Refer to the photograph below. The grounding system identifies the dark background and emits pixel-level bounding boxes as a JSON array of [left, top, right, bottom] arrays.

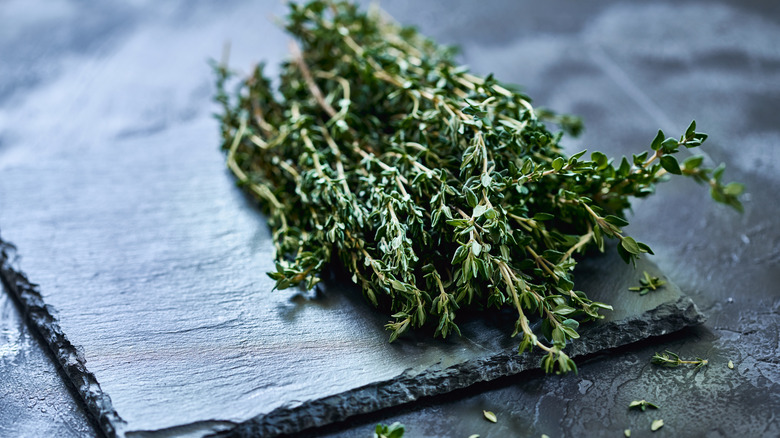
[[1, 1, 778, 437]]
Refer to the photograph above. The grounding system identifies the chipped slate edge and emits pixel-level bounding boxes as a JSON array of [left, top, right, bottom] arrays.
[[224, 297, 705, 438], [0, 236, 127, 438]]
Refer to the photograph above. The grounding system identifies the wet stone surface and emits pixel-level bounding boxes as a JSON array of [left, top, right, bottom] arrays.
[[0, 286, 99, 438], [1, 0, 779, 437]]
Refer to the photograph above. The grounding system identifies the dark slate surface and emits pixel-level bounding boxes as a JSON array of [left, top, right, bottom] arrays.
[[0, 233, 702, 438], [1, 0, 779, 437], [0, 3, 703, 428]]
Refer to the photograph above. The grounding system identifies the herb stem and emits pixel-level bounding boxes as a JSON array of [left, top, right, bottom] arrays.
[[289, 41, 338, 118]]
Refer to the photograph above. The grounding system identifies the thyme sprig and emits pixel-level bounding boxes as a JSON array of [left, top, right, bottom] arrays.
[[214, 0, 742, 374], [374, 422, 405, 438], [628, 271, 666, 295], [651, 350, 709, 370]]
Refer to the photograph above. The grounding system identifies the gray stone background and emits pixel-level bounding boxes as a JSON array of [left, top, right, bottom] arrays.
[[1, 0, 778, 437]]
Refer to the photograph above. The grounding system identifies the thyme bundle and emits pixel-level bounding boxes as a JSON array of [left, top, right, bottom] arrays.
[[214, 1, 742, 373]]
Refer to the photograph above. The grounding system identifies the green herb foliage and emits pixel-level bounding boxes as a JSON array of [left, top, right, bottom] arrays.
[[213, 0, 742, 374], [628, 400, 659, 411], [628, 271, 666, 295], [651, 350, 709, 370], [374, 422, 405, 438]]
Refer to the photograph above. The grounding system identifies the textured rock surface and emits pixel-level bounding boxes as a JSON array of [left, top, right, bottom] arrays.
[[2, 226, 703, 438], [1, 0, 779, 437], [0, 280, 99, 438]]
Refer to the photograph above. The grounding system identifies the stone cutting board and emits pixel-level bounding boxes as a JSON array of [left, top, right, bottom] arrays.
[[0, 136, 702, 437], [0, 2, 703, 436]]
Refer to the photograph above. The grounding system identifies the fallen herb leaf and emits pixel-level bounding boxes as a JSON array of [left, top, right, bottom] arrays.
[[374, 422, 405, 438], [628, 271, 666, 295], [483, 410, 497, 423], [629, 399, 659, 411], [728, 360, 734, 369], [651, 350, 708, 369], [651, 419, 664, 431], [624, 429, 631, 437]]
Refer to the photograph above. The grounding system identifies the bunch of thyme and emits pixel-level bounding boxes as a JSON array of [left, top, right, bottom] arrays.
[[213, 0, 742, 373]]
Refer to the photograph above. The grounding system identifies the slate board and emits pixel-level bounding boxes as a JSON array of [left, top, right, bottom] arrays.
[[0, 138, 702, 438], [0, 1, 705, 437]]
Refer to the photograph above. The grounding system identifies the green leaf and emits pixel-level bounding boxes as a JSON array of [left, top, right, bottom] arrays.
[[481, 173, 492, 188], [552, 157, 564, 171], [452, 245, 468, 264], [650, 130, 664, 150], [551, 327, 566, 345], [618, 157, 631, 176], [651, 419, 664, 431], [389, 279, 406, 291], [387, 422, 405, 438], [604, 215, 629, 227], [464, 186, 479, 207], [621, 236, 642, 255], [723, 182, 745, 196], [556, 275, 574, 292], [483, 410, 497, 423], [569, 149, 587, 162], [660, 155, 681, 175], [629, 399, 659, 411], [561, 318, 579, 330], [553, 305, 577, 315], [533, 212, 555, 221], [559, 325, 580, 339], [471, 241, 482, 257], [591, 151, 609, 169], [683, 155, 704, 170], [660, 137, 679, 152], [522, 158, 534, 174], [685, 120, 696, 139], [446, 219, 470, 228], [636, 241, 654, 255], [593, 224, 604, 252], [713, 163, 726, 180]]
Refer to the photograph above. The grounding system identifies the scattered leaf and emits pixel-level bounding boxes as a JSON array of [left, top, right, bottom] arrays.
[[651, 419, 664, 431], [629, 400, 659, 411], [374, 422, 405, 438], [628, 271, 665, 295], [483, 410, 497, 423], [652, 350, 708, 369]]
